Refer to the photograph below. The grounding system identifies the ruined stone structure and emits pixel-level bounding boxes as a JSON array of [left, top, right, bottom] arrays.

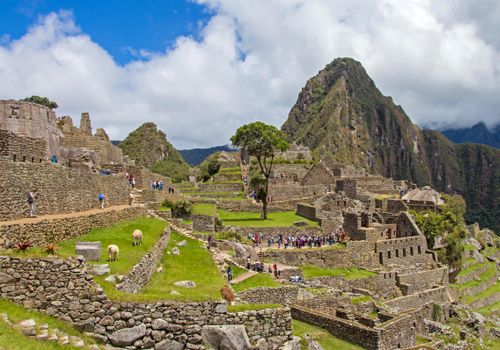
[[0, 130, 46, 163], [275, 143, 312, 162], [270, 164, 311, 184], [0, 256, 292, 349], [402, 186, 444, 212], [58, 113, 128, 168], [0, 100, 61, 158]]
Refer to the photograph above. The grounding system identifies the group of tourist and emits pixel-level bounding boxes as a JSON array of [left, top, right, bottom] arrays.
[[125, 172, 136, 188], [151, 180, 165, 191], [248, 227, 345, 250]]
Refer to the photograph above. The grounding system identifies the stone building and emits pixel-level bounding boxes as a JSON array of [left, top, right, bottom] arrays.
[[402, 186, 444, 212], [58, 113, 129, 168], [0, 99, 61, 159]]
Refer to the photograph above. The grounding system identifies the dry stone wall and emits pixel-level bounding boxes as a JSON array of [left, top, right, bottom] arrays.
[[230, 226, 321, 241], [0, 130, 46, 163], [192, 215, 216, 232], [383, 286, 451, 312], [0, 159, 130, 221], [237, 286, 299, 305], [0, 256, 292, 349], [262, 248, 353, 268], [397, 267, 448, 295], [0, 206, 147, 248], [117, 226, 171, 293]]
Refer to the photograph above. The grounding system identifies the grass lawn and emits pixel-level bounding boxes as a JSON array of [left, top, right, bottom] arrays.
[[454, 263, 497, 291], [219, 167, 241, 174], [462, 282, 500, 305], [351, 295, 372, 305], [139, 231, 225, 301], [232, 273, 282, 292], [302, 266, 377, 280], [476, 301, 500, 316], [292, 319, 363, 350], [227, 304, 281, 312], [218, 210, 318, 228], [0, 299, 98, 350], [192, 203, 217, 216], [457, 261, 488, 277]]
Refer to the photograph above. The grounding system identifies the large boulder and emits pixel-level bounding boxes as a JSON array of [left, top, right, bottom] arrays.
[[0, 272, 17, 284], [108, 324, 146, 346], [174, 280, 196, 288], [201, 325, 251, 350]]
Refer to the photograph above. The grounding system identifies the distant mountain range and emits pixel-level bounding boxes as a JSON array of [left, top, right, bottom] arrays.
[[440, 122, 500, 149], [179, 145, 236, 165]]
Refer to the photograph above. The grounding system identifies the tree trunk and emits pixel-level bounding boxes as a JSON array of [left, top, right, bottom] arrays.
[[262, 176, 269, 220]]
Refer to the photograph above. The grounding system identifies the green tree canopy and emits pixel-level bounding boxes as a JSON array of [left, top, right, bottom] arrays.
[[21, 96, 58, 109], [231, 121, 288, 219]]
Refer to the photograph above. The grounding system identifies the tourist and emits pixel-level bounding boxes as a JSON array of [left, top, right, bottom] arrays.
[[227, 266, 233, 281], [207, 234, 212, 250], [246, 255, 251, 270], [273, 263, 278, 278], [128, 192, 133, 206], [98, 192, 106, 209], [27, 189, 39, 217], [268, 264, 272, 274], [159, 180, 164, 191], [131, 176, 136, 189]]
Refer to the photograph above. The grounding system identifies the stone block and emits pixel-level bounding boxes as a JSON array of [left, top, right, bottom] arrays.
[[76, 242, 101, 261]]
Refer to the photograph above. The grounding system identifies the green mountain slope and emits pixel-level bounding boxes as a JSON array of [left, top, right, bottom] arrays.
[[282, 58, 500, 232], [119, 122, 190, 182]]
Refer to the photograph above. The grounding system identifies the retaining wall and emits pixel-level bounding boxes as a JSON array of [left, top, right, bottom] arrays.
[[0, 256, 292, 349], [0, 206, 147, 248], [237, 286, 299, 306]]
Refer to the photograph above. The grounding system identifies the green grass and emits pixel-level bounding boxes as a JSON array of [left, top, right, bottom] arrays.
[[302, 266, 377, 280], [463, 244, 477, 251], [227, 304, 281, 312], [182, 218, 193, 225], [231, 265, 247, 279], [218, 167, 241, 174], [140, 231, 225, 301], [454, 262, 497, 291], [292, 319, 363, 350], [57, 217, 166, 275], [457, 261, 488, 277], [351, 295, 372, 305], [462, 282, 500, 305], [476, 301, 500, 316], [0, 299, 98, 350], [232, 273, 282, 292], [218, 210, 319, 228], [192, 203, 217, 216]]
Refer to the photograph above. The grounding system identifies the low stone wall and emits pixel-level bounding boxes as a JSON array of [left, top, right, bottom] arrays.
[[397, 267, 448, 295], [0, 206, 147, 248], [117, 226, 171, 293], [0, 256, 292, 349], [455, 264, 489, 285], [468, 291, 500, 309], [461, 273, 498, 296], [262, 247, 352, 268], [384, 287, 451, 312], [199, 182, 243, 193], [296, 203, 318, 222], [237, 286, 299, 305], [192, 215, 216, 232], [291, 305, 380, 349], [0, 159, 130, 221]]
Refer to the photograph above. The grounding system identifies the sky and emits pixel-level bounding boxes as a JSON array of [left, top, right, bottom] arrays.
[[0, 0, 499, 149]]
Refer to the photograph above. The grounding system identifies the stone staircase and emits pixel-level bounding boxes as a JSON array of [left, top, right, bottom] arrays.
[[0, 313, 100, 349], [130, 188, 145, 206]]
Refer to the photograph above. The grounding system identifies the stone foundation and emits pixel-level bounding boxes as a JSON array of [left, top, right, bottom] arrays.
[[237, 286, 299, 305]]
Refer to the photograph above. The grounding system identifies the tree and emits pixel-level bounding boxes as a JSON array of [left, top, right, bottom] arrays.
[[21, 96, 58, 109], [231, 121, 288, 219]]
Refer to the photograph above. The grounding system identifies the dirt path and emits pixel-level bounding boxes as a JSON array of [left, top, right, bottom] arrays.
[[0, 205, 132, 226], [231, 270, 257, 284]]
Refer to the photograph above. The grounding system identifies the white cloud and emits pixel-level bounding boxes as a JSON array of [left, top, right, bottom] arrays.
[[0, 2, 499, 149]]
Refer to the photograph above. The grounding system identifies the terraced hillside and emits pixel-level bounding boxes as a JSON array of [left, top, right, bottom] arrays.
[[452, 245, 499, 316]]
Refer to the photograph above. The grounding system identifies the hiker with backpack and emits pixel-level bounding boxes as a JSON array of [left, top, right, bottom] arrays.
[[98, 193, 106, 209], [27, 189, 39, 217]]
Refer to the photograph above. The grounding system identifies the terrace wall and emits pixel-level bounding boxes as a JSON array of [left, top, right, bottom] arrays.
[[0, 159, 130, 221], [0, 206, 147, 248], [0, 256, 292, 349]]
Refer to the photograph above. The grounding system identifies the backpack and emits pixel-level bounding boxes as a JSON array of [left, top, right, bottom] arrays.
[[27, 194, 34, 204], [98, 193, 105, 201]]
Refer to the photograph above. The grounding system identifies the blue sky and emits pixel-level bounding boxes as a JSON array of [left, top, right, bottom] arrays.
[[0, 0, 212, 64], [0, 1, 498, 148]]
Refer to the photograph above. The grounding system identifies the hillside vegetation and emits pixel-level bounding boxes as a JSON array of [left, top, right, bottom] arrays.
[[282, 58, 500, 232]]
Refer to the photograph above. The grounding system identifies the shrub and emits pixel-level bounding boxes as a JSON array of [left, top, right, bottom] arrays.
[[44, 243, 58, 255], [162, 198, 193, 218], [15, 242, 31, 252]]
